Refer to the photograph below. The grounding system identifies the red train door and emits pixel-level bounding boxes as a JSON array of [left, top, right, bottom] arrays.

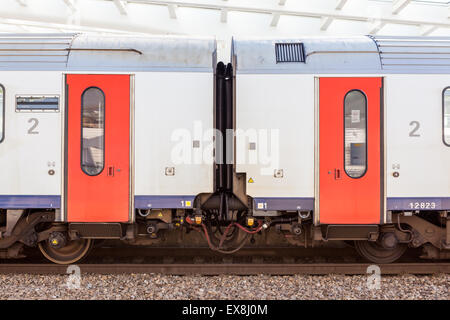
[[319, 77, 383, 224], [66, 74, 130, 222]]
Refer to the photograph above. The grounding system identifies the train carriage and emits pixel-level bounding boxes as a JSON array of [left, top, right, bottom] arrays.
[[0, 33, 216, 263], [232, 35, 450, 262]]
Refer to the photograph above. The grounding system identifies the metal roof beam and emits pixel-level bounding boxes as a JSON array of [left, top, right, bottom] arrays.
[[335, 0, 348, 10], [369, 20, 386, 34], [392, 0, 412, 15], [320, 17, 333, 31], [168, 4, 177, 19], [220, 8, 227, 23], [420, 25, 438, 36], [7, 0, 450, 36], [121, 0, 450, 30], [270, 13, 280, 27], [15, 0, 27, 6], [62, 0, 77, 12], [0, 17, 145, 35], [113, 0, 128, 15], [321, 0, 347, 31]]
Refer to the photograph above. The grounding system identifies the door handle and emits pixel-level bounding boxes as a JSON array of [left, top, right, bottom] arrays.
[[334, 169, 341, 180], [108, 166, 115, 177]]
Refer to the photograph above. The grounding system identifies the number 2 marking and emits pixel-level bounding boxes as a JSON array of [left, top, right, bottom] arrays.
[[409, 121, 420, 137], [27, 118, 39, 134]]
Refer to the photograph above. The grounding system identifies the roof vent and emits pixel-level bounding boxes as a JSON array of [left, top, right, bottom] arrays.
[[275, 43, 305, 63]]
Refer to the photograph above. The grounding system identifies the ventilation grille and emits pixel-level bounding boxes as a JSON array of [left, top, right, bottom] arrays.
[[371, 35, 450, 70], [0, 33, 76, 67], [275, 43, 305, 63]]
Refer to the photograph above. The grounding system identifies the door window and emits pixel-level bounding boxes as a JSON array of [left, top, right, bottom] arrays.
[[81, 87, 105, 176], [444, 87, 450, 146], [344, 90, 367, 178], [0, 85, 4, 143]]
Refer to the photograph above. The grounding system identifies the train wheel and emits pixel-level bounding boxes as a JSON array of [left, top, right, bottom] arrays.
[[38, 236, 93, 265], [354, 240, 407, 264]]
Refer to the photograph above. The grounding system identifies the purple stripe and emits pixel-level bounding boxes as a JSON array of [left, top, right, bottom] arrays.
[[0, 195, 61, 209], [387, 197, 450, 210], [254, 197, 314, 211], [135, 195, 195, 209]]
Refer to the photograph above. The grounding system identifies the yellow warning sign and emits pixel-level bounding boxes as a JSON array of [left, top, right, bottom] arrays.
[[158, 212, 163, 217], [248, 178, 254, 183]]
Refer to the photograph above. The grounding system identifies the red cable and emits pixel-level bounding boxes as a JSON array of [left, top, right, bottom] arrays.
[[186, 216, 264, 253], [234, 221, 263, 234]]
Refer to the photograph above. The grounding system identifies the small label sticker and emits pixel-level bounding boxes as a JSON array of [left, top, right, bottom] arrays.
[[257, 203, 264, 209], [185, 201, 192, 207], [351, 110, 360, 123]]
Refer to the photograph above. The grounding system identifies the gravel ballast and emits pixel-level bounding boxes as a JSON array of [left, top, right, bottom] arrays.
[[0, 273, 448, 300]]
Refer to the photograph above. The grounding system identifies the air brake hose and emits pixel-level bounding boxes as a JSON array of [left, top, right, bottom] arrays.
[[185, 216, 264, 254]]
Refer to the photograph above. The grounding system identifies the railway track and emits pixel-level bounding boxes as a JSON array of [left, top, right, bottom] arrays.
[[0, 262, 448, 275]]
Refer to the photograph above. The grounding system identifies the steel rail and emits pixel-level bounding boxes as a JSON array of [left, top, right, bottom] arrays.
[[0, 263, 448, 275]]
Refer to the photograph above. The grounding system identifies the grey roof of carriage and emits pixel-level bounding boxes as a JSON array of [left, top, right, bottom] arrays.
[[2, 34, 450, 73], [0, 33, 216, 71], [232, 35, 450, 74]]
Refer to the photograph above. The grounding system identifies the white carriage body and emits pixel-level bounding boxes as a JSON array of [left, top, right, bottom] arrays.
[[0, 71, 62, 203], [232, 36, 450, 215], [0, 34, 216, 219], [134, 71, 214, 198], [1, 34, 449, 223], [386, 74, 450, 202]]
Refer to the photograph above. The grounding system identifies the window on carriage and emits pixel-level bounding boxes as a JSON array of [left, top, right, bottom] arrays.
[[0, 85, 4, 143], [344, 90, 367, 179], [444, 88, 450, 146], [81, 87, 105, 176]]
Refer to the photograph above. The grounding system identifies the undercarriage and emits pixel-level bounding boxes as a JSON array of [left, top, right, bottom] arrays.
[[0, 208, 448, 265]]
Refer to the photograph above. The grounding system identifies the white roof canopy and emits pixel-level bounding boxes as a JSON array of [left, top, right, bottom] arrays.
[[0, 0, 449, 35], [0, 0, 449, 61]]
